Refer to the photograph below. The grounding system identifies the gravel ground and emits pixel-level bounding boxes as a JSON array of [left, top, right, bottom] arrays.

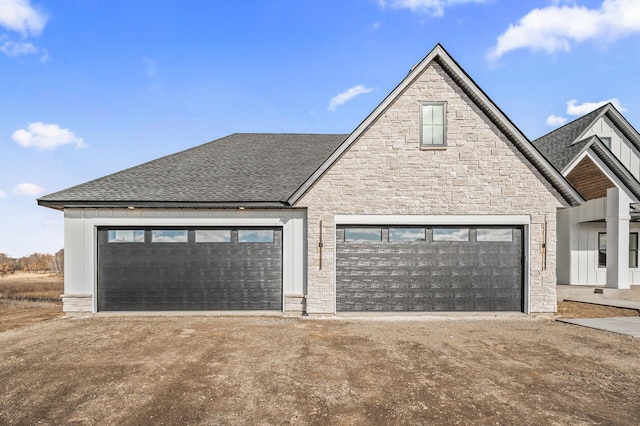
[[0, 315, 638, 425]]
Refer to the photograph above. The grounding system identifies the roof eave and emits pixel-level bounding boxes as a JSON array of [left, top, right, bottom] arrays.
[[36, 200, 292, 210]]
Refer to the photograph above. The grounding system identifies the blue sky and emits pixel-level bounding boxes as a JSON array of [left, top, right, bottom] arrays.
[[1, 0, 640, 257]]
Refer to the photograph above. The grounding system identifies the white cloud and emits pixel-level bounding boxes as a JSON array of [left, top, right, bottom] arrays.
[[13, 182, 45, 196], [546, 115, 568, 126], [0, 189, 6, 199], [566, 98, 626, 116], [0, 36, 47, 61], [0, 39, 36, 56], [328, 85, 374, 111], [12, 122, 86, 150], [488, 0, 640, 60], [378, 0, 487, 17], [0, 0, 47, 36]]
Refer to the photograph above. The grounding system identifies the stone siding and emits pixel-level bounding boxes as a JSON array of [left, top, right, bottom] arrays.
[[284, 295, 306, 313], [61, 294, 92, 313], [297, 63, 565, 314]]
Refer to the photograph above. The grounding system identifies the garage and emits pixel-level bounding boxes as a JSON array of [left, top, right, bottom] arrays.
[[336, 225, 524, 312], [97, 227, 283, 311]]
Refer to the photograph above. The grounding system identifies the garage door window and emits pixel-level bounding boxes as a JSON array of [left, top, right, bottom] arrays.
[[344, 228, 382, 242], [108, 230, 145, 243], [389, 228, 426, 242], [477, 228, 513, 242], [433, 228, 469, 242], [238, 230, 274, 243], [195, 230, 231, 243], [151, 230, 188, 243]]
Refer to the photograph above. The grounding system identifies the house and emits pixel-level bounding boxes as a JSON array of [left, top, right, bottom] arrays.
[[38, 44, 583, 314], [533, 104, 640, 290]]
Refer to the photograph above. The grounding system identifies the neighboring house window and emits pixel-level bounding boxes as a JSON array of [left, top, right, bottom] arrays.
[[600, 137, 611, 149], [421, 102, 446, 147], [597, 232, 639, 268], [598, 233, 607, 268], [631, 233, 639, 268]]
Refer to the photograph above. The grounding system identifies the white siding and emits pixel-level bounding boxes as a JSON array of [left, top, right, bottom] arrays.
[[583, 116, 640, 180], [566, 220, 640, 285]]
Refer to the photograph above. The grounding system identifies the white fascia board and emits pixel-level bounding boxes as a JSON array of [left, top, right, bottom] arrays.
[[586, 151, 639, 202], [335, 214, 531, 225], [83, 217, 288, 227]]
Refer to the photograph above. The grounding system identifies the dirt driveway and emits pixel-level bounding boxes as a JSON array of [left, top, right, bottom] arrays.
[[0, 315, 638, 425]]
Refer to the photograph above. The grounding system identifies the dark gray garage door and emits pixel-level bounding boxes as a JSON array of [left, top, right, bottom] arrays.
[[97, 227, 282, 311], [336, 225, 523, 312]]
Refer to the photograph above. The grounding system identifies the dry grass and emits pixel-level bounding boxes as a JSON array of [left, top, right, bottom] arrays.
[[0, 272, 63, 302], [0, 273, 64, 332]]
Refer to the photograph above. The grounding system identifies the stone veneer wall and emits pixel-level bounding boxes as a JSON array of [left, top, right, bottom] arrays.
[[296, 63, 565, 314]]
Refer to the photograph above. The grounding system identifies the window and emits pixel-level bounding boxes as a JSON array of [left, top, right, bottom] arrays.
[[344, 228, 382, 242], [600, 137, 612, 149], [421, 103, 445, 147], [108, 230, 145, 243], [151, 230, 188, 243], [389, 228, 426, 242], [598, 232, 639, 268], [238, 230, 274, 243], [195, 230, 231, 243], [433, 228, 469, 242], [598, 233, 607, 267], [477, 228, 513, 242], [631, 233, 639, 268]]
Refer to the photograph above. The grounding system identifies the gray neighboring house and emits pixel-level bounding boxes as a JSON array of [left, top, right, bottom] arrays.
[[533, 103, 640, 289], [39, 44, 582, 315]]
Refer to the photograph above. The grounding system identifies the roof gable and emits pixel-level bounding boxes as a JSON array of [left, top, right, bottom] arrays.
[[565, 155, 616, 200], [288, 44, 582, 207], [534, 103, 640, 203], [532, 105, 607, 172], [533, 103, 640, 173], [38, 133, 348, 209]]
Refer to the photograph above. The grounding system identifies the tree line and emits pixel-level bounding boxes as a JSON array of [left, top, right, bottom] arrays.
[[0, 250, 64, 277]]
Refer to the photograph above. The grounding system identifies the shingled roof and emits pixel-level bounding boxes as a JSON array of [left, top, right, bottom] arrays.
[[532, 105, 608, 172], [38, 133, 348, 210]]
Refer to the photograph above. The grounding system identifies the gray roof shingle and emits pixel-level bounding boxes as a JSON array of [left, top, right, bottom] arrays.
[[38, 133, 348, 209], [532, 104, 608, 172]]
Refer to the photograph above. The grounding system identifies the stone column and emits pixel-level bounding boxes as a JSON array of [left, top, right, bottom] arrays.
[[606, 187, 631, 289]]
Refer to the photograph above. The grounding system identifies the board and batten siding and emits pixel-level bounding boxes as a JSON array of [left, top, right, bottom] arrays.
[[62, 208, 307, 313], [296, 62, 567, 314], [583, 116, 640, 181], [557, 207, 640, 285]]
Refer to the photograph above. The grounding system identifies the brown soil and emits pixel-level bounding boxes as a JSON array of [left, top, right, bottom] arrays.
[[557, 301, 640, 319], [0, 316, 638, 425], [1, 276, 638, 424]]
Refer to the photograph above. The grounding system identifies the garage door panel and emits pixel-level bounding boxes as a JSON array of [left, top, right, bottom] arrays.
[[337, 225, 523, 312], [98, 227, 282, 311]]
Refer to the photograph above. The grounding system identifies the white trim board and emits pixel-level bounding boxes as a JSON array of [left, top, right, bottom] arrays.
[[335, 214, 531, 225]]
